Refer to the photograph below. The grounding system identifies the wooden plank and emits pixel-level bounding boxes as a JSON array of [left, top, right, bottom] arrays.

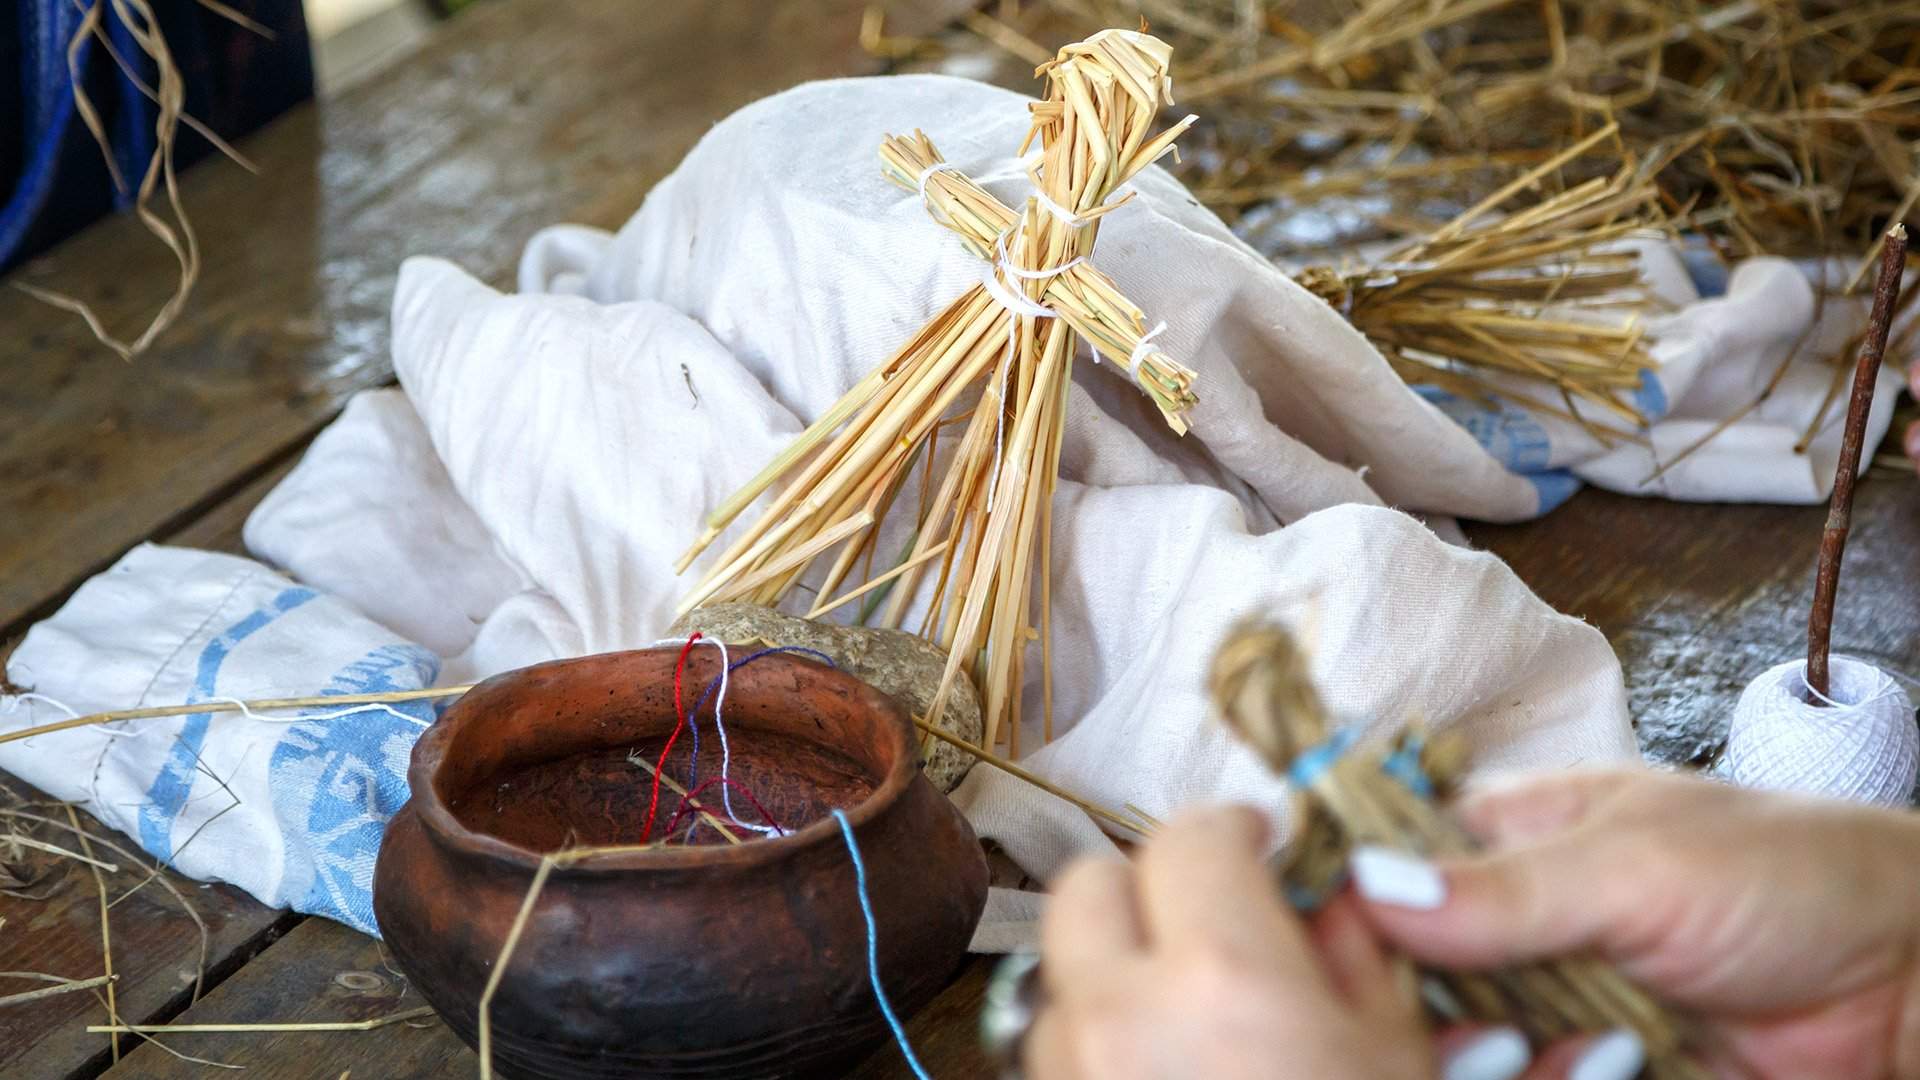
[[0, 773, 303, 1080], [99, 916, 996, 1080], [1468, 475, 1920, 765], [0, 0, 974, 641], [97, 917, 472, 1079]]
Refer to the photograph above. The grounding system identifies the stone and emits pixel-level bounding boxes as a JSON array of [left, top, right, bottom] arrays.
[[669, 603, 982, 792]]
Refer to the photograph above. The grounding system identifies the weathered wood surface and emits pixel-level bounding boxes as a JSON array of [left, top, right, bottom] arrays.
[[0, 0, 972, 644], [0, 774, 303, 1080], [1469, 477, 1920, 767], [97, 917, 471, 1079]]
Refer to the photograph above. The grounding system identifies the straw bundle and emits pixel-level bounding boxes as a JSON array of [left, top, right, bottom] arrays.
[[677, 30, 1198, 752], [1292, 124, 1666, 431], [1209, 621, 1708, 1080]]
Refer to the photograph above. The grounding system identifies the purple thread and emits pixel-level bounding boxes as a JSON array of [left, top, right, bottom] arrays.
[[686, 646, 838, 792]]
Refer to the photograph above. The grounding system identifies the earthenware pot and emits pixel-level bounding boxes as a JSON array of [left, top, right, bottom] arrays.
[[373, 647, 988, 1080]]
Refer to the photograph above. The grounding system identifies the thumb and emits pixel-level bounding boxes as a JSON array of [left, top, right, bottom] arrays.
[[1346, 836, 1644, 972]]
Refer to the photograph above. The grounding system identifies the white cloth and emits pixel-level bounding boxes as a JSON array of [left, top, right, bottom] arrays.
[[0, 546, 437, 934]]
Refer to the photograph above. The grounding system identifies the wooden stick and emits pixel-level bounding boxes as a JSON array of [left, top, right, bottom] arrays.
[[1807, 223, 1906, 700], [625, 755, 743, 846], [89, 1005, 436, 1034]]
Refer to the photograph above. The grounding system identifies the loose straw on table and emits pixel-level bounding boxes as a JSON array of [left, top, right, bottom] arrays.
[[0, 973, 117, 1010], [89, 1005, 437, 1034]]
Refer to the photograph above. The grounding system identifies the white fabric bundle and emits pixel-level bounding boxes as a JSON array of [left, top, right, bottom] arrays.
[[1727, 657, 1917, 807], [6, 71, 1895, 937], [0, 546, 437, 934]]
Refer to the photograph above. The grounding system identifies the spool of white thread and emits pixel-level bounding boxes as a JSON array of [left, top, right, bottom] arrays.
[[1726, 656, 1918, 807]]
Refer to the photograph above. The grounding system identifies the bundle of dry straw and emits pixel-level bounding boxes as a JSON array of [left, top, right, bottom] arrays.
[[979, 0, 1920, 268], [676, 30, 1199, 754], [1209, 621, 1707, 1080], [1292, 123, 1667, 431]]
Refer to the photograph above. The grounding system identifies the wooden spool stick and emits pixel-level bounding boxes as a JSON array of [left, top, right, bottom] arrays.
[[1806, 223, 1908, 700]]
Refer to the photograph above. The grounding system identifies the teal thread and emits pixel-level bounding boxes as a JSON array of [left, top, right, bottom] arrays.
[[834, 808, 932, 1080]]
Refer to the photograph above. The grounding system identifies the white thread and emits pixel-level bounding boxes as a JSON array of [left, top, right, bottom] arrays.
[[650, 636, 780, 836], [992, 230, 1087, 282], [980, 232, 1069, 321], [916, 161, 957, 200], [1033, 188, 1090, 228], [978, 263, 1052, 320], [3, 691, 81, 721], [915, 161, 959, 228], [1122, 320, 1168, 383], [209, 696, 431, 729], [1727, 656, 1918, 807]]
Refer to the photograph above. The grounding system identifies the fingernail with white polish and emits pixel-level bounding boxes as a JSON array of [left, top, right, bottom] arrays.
[[1442, 1028, 1530, 1080], [1570, 1029, 1645, 1080], [1349, 845, 1447, 910]]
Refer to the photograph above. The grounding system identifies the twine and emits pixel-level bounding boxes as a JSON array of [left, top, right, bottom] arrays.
[[651, 634, 780, 836]]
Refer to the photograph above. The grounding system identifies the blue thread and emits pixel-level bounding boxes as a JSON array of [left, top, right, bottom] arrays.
[[687, 647, 838, 790], [1287, 726, 1360, 788], [834, 808, 931, 1080], [1380, 734, 1434, 799]]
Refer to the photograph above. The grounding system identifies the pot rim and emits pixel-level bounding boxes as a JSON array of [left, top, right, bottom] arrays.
[[406, 646, 918, 873]]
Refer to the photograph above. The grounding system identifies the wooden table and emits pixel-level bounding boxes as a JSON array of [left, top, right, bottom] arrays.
[[2, 3, 1914, 1078]]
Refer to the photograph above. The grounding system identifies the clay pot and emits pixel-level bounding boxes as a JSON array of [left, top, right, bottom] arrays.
[[374, 647, 988, 1079]]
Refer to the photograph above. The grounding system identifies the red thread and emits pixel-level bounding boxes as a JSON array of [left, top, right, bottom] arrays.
[[639, 633, 702, 842], [661, 775, 788, 841]]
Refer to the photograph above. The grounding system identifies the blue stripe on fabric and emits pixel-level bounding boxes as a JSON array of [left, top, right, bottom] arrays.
[[1631, 368, 1668, 421], [1415, 385, 1585, 514], [137, 586, 319, 860]]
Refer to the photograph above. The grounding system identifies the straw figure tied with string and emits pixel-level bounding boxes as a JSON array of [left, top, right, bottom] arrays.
[[1207, 621, 1708, 1080], [676, 29, 1199, 754]]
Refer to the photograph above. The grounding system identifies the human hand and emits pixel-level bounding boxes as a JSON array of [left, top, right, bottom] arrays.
[[1028, 804, 1531, 1080], [1352, 768, 1920, 1079]]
